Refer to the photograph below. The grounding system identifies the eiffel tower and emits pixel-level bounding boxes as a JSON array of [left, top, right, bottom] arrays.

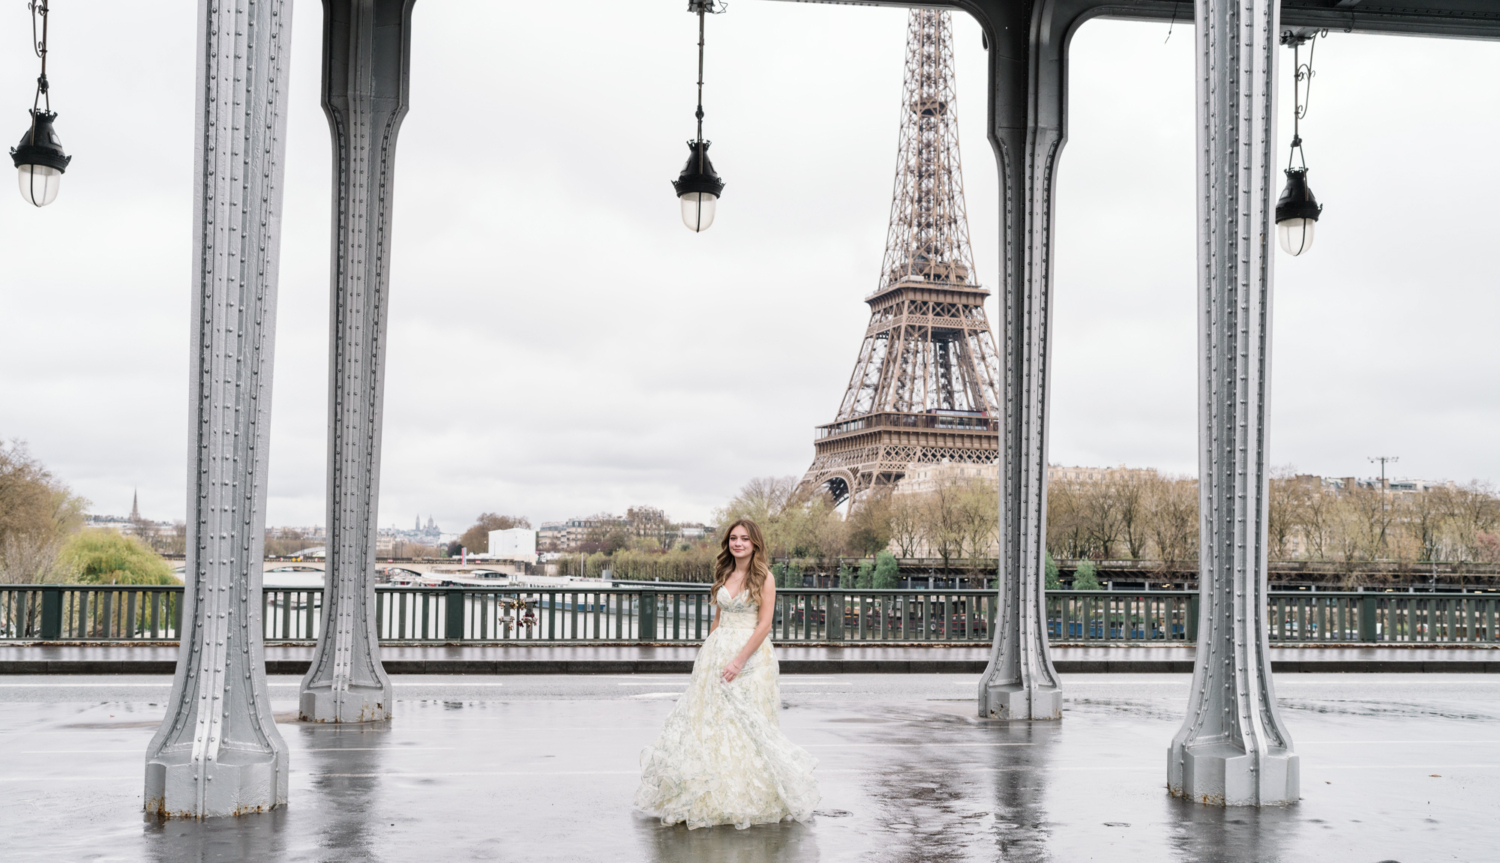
[[797, 8, 1000, 505]]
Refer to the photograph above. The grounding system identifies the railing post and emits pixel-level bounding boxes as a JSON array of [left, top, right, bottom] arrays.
[[40, 587, 62, 640], [639, 590, 657, 643], [829, 591, 844, 642], [1360, 595, 1378, 643], [445, 589, 466, 642], [1186, 593, 1199, 643]]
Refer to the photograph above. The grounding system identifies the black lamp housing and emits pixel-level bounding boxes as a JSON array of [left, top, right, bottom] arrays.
[[672, 140, 724, 199], [1275, 167, 1321, 225], [11, 109, 70, 173]]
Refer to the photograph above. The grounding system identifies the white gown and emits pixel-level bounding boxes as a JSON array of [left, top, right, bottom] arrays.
[[635, 585, 821, 830]]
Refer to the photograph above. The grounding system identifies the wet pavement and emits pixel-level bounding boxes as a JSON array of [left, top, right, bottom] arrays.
[[4, 643, 1496, 674], [2, 673, 1497, 862]]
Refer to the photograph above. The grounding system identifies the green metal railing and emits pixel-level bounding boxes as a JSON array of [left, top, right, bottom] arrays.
[[0, 584, 1495, 646]]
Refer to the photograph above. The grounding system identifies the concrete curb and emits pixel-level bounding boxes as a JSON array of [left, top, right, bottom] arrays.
[[3, 659, 1497, 675]]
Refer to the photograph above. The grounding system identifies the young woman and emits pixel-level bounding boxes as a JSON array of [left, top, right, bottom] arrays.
[[634, 518, 820, 829]]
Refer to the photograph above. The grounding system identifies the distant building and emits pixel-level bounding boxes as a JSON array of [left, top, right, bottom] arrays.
[[1047, 464, 1155, 484], [535, 515, 645, 551], [487, 527, 537, 563], [894, 459, 998, 495], [538, 522, 565, 552]]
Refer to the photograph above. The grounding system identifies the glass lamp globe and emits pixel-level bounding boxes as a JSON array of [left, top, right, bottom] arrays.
[[672, 140, 724, 234], [11, 110, 71, 208], [679, 191, 717, 232], [1277, 218, 1316, 256], [18, 164, 61, 207]]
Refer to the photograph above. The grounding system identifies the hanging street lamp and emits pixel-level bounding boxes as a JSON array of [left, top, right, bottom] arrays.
[[673, 0, 726, 232], [1275, 29, 1324, 256], [11, 0, 70, 208]]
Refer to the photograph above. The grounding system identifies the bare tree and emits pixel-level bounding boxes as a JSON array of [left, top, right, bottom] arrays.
[[1079, 479, 1125, 559], [626, 506, 672, 545], [0, 440, 88, 584], [460, 513, 533, 554], [1405, 487, 1446, 562], [920, 476, 966, 571], [1146, 474, 1198, 568], [955, 477, 999, 588], [1115, 471, 1153, 560], [1265, 468, 1305, 560], [846, 488, 894, 557], [1446, 481, 1500, 562], [1045, 479, 1089, 560], [715, 476, 796, 528], [887, 493, 924, 558], [0, 532, 61, 584], [1298, 483, 1336, 561]]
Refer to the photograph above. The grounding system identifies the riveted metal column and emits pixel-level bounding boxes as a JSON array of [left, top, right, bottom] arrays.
[[976, 0, 1065, 721], [299, 0, 414, 723], [144, 0, 293, 818], [1168, 0, 1298, 806]]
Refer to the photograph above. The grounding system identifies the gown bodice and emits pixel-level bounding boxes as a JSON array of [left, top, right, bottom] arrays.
[[717, 586, 760, 630]]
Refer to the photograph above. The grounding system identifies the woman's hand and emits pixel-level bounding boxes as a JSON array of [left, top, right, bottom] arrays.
[[721, 657, 745, 684]]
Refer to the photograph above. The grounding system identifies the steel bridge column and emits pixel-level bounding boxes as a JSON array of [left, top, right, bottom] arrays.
[[975, 1, 1065, 721], [144, 0, 293, 818], [1168, 0, 1298, 806], [299, 0, 415, 723]]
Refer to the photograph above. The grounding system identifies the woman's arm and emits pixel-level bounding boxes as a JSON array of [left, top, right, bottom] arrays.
[[721, 579, 776, 683]]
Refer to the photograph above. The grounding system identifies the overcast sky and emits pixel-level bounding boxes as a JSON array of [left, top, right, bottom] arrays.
[[1, 2, 1497, 532]]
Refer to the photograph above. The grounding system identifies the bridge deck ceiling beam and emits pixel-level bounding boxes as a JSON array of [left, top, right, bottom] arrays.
[[785, 0, 1500, 40]]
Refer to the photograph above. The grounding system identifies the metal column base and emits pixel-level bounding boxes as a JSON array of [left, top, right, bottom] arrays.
[[980, 683, 1061, 721], [1168, 742, 1300, 807], [299, 684, 390, 724], [145, 748, 288, 818]]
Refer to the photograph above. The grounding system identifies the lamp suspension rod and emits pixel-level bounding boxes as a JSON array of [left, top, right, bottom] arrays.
[[695, 0, 708, 178], [29, 0, 50, 137], [1286, 29, 1325, 171]]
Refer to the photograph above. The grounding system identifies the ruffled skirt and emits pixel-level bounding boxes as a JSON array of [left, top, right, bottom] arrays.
[[634, 627, 820, 829]]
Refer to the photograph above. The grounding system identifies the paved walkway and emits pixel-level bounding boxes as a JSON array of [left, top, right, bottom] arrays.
[[1, 673, 1496, 862], [2, 642, 1496, 674]]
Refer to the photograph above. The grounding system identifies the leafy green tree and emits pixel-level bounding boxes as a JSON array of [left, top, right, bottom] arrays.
[[873, 551, 900, 589], [57, 530, 177, 585], [1071, 559, 1102, 590], [1044, 552, 1061, 590], [856, 559, 874, 589], [837, 563, 854, 589]]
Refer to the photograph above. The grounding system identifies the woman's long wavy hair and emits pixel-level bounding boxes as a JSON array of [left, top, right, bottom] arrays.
[[711, 518, 772, 606]]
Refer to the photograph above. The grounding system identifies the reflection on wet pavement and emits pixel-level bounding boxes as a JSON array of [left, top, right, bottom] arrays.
[[1, 673, 1496, 862]]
